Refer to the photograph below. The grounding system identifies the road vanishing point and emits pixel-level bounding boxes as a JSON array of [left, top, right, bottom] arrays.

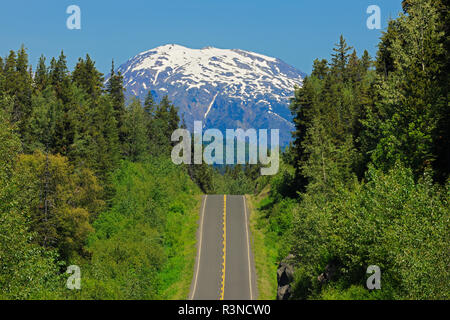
[[190, 195, 257, 300]]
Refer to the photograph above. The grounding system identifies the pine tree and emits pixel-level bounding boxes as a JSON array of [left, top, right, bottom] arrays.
[[156, 95, 180, 138], [49, 51, 72, 103], [121, 98, 150, 161], [85, 95, 120, 180], [310, 59, 328, 79], [376, 18, 401, 78], [106, 60, 126, 142], [26, 86, 58, 152], [15, 45, 33, 143], [34, 55, 48, 93], [144, 90, 155, 116], [331, 35, 353, 80], [3, 51, 17, 98], [72, 54, 104, 101], [367, 0, 447, 177], [360, 50, 372, 72]]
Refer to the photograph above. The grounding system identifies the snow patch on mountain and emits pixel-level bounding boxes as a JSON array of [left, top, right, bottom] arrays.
[[112, 44, 306, 145]]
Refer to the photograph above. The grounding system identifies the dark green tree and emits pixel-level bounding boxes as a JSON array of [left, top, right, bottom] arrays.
[[34, 55, 48, 93]]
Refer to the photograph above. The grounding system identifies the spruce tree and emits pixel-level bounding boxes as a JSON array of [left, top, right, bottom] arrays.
[[106, 60, 126, 142], [144, 90, 155, 116], [34, 55, 48, 93], [367, 0, 447, 177], [72, 54, 104, 101], [15, 45, 33, 143], [331, 35, 352, 80], [121, 98, 149, 161]]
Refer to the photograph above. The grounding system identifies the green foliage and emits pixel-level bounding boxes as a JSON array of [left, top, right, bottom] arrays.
[[1, 0, 448, 300], [14, 151, 103, 260], [77, 158, 201, 299], [290, 36, 375, 192], [0, 45, 198, 299], [364, 0, 448, 179], [121, 98, 150, 161], [0, 111, 64, 299], [291, 164, 449, 300], [0, 209, 65, 300], [258, 0, 449, 300], [106, 60, 126, 142], [72, 54, 104, 101]]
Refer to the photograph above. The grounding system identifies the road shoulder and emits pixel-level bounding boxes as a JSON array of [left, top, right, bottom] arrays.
[[246, 190, 278, 300]]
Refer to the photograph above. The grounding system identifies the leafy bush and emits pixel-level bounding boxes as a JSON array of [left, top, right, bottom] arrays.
[[291, 164, 449, 300], [77, 157, 201, 299]]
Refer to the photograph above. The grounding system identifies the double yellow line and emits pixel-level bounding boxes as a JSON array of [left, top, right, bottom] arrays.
[[220, 195, 226, 300]]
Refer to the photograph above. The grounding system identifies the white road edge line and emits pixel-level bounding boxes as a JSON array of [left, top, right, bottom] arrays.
[[190, 195, 207, 300], [243, 195, 253, 300]]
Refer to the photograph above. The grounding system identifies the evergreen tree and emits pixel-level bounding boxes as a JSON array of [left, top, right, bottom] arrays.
[[155, 95, 180, 140], [331, 35, 353, 80], [49, 51, 71, 103], [3, 50, 17, 96], [3, 46, 34, 143], [144, 90, 156, 116], [366, 0, 447, 177], [85, 95, 120, 180], [376, 19, 399, 78], [122, 98, 150, 161], [34, 55, 48, 93], [106, 60, 126, 143], [26, 86, 58, 152], [72, 54, 104, 101]]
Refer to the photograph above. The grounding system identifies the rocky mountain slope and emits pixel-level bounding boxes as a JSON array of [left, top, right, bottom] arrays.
[[113, 44, 305, 146]]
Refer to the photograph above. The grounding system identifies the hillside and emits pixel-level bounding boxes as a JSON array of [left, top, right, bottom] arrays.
[[111, 44, 305, 145]]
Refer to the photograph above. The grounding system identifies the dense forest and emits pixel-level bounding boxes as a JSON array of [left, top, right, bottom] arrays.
[[0, 41, 204, 298], [248, 0, 449, 300], [0, 0, 448, 300]]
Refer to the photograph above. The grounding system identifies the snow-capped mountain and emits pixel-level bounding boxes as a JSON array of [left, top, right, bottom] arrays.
[[113, 44, 305, 146]]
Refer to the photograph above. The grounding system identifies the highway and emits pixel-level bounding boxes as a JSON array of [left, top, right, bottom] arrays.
[[190, 195, 257, 300]]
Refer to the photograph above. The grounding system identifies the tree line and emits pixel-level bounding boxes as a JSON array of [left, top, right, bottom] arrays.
[[252, 0, 449, 300], [0, 45, 201, 299]]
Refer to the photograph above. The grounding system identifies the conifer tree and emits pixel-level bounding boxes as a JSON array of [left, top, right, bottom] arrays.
[[144, 90, 155, 117], [16, 46, 33, 137], [106, 60, 126, 142], [122, 98, 150, 161], [34, 55, 48, 93], [331, 35, 352, 80], [85, 95, 120, 180], [3, 51, 17, 99], [72, 54, 104, 101], [48, 51, 72, 107], [366, 0, 447, 176]]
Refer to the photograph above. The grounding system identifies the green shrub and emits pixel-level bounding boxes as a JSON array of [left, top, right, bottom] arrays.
[[77, 157, 201, 299], [291, 164, 449, 300]]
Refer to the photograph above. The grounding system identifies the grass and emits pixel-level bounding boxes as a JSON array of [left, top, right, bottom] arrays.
[[246, 187, 279, 300], [160, 194, 203, 300]]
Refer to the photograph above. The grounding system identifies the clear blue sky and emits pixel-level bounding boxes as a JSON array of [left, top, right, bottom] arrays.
[[0, 0, 403, 75]]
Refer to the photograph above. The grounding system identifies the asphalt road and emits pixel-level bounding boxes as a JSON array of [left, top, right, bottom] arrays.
[[190, 195, 257, 300]]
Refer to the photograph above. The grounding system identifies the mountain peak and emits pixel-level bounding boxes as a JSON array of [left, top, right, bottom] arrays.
[[114, 44, 305, 145]]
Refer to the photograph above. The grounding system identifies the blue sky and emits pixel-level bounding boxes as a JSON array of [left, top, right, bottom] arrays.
[[0, 0, 403, 75]]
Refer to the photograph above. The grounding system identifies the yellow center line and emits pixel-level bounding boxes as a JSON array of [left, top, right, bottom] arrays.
[[220, 195, 226, 300]]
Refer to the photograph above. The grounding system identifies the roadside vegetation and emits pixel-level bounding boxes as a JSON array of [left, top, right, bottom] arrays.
[[0, 0, 447, 301], [0, 48, 200, 299], [243, 0, 449, 300]]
